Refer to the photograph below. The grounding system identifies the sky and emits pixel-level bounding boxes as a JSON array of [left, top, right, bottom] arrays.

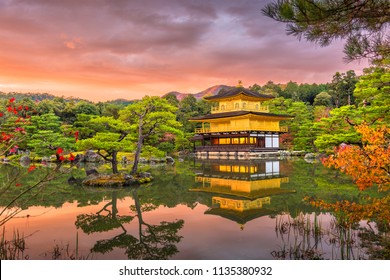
[[0, 0, 369, 102]]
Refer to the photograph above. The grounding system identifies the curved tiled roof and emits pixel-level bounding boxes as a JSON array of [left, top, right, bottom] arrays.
[[205, 87, 273, 101], [189, 110, 293, 121]]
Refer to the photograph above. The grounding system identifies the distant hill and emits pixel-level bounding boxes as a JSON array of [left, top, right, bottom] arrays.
[[1, 84, 234, 104], [164, 85, 233, 101], [163, 91, 189, 101], [0, 92, 91, 103]]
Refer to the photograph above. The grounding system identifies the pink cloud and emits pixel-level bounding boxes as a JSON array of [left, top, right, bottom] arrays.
[[0, 0, 369, 101]]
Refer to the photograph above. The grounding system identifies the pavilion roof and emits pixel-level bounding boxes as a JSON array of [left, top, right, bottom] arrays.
[[204, 207, 275, 224], [189, 110, 293, 121], [205, 87, 273, 101]]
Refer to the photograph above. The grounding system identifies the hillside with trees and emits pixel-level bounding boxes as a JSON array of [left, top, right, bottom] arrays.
[[1, 66, 388, 158]]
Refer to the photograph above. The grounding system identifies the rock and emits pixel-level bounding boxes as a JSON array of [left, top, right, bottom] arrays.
[[166, 156, 175, 163], [279, 151, 291, 157], [19, 156, 31, 167], [304, 153, 316, 159], [178, 158, 184, 162], [340, 143, 348, 148], [2, 157, 10, 163], [150, 157, 165, 163], [121, 156, 128, 163], [84, 150, 101, 162], [86, 168, 99, 176], [291, 151, 306, 156], [139, 157, 148, 163], [123, 174, 136, 185], [42, 156, 50, 162], [74, 154, 84, 163], [304, 153, 317, 163], [138, 172, 152, 178]]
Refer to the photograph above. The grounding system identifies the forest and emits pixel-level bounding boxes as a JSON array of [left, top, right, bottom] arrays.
[[1, 65, 388, 161], [1, 0, 390, 264]]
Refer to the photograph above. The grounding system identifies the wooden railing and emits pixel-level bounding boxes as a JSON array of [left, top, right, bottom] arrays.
[[194, 126, 288, 134], [195, 177, 211, 183], [194, 145, 281, 152], [195, 145, 255, 152], [211, 104, 269, 113]]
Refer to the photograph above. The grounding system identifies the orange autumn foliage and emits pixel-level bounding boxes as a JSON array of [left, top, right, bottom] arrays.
[[323, 124, 390, 192], [307, 124, 390, 226], [306, 196, 390, 225]]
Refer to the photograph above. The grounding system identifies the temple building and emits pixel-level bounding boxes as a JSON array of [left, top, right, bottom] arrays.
[[189, 87, 293, 159], [191, 160, 295, 229]]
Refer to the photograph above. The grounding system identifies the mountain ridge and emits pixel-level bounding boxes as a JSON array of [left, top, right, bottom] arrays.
[[163, 85, 233, 101], [1, 84, 235, 104]]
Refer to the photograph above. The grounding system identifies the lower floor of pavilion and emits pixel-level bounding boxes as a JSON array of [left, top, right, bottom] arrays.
[[192, 131, 282, 153]]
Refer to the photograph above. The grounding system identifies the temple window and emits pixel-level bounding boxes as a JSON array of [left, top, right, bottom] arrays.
[[242, 102, 247, 109], [220, 105, 225, 110], [235, 103, 239, 109]]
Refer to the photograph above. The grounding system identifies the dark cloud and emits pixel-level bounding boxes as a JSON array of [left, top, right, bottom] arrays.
[[0, 0, 368, 101]]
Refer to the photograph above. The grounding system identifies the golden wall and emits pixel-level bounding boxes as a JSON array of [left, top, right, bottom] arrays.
[[209, 117, 280, 132]]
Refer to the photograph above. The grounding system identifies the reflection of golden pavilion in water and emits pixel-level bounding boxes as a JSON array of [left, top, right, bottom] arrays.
[[191, 160, 294, 229]]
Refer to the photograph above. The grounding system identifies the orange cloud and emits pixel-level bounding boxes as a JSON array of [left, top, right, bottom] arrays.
[[0, 0, 369, 102]]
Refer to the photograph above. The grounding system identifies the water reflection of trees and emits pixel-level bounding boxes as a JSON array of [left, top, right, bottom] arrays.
[[75, 188, 184, 260], [0, 163, 72, 226], [75, 191, 134, 234], [2, 160, 389, 259]]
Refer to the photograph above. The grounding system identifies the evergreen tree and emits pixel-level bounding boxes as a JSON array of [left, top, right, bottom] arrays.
[[25, 113, 75, 158], [329, 70, 358, 107], [120, 96, 181, 174], [262, 0, 390, 63], [313, 92, 332, 107], [76, 116, 133, 174]]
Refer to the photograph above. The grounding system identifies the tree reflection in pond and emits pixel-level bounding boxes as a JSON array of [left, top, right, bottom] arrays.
[[75, 191, 133, 234], [76, 188, 184, 260], [1, 159, 389, 259]]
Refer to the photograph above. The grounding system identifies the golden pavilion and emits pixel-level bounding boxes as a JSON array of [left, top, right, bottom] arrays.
[[189, 87, 293, 159], [191, 160, 295, 228]]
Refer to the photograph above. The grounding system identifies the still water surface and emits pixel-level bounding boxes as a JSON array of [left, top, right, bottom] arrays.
[[1, 159, 384, 259]]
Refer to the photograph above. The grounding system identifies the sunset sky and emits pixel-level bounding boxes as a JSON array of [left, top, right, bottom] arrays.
[[0, 0, 368, 102]]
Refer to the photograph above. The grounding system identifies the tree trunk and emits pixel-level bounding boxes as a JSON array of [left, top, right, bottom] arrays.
[[112, 150, 118, 174], [132, 188, 145, 244], [111, 191, 118, 219], [131, 117, 144, 175], [131, 135, 143, 174]]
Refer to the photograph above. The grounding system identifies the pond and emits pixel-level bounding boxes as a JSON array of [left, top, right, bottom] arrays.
[[0, 158, 388, 260]]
